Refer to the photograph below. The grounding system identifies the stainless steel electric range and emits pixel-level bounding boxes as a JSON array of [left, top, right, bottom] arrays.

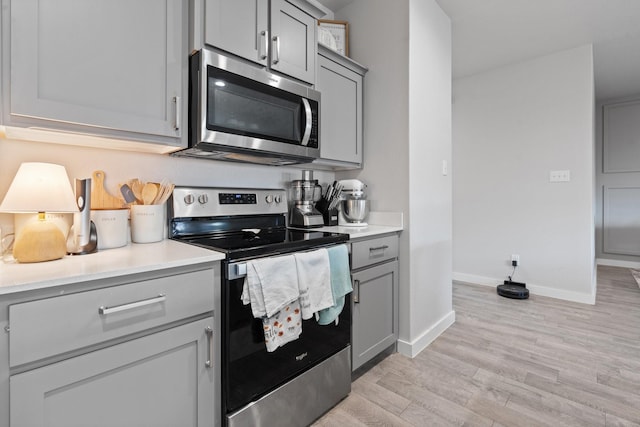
[[169, 186, 351, 427]]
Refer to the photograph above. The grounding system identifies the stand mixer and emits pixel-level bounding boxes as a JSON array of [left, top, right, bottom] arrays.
[[338, 179, 369, 227], [289, 170, 324, 228]]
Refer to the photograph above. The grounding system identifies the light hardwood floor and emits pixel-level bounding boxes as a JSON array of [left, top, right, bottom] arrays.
[[313, 265, 640, 426]]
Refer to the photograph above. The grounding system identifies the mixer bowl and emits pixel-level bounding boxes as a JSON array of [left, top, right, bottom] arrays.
[[341, 199, 369, 223]]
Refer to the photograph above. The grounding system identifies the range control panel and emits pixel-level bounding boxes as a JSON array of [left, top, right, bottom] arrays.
[[171, 187, 287, 218], [219, 193, 257, 205]]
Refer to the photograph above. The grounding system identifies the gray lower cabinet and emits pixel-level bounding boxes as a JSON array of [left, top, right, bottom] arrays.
[[203, 0, 322, 84], [2, 264, 219, 427], [10, 318, 214, 427], [314, 45, 367, 169], [2, 0, 187, 148], [351, 234, 399, 371]]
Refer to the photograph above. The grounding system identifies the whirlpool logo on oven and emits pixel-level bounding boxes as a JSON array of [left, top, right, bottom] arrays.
[[295, 352, 308, 361]]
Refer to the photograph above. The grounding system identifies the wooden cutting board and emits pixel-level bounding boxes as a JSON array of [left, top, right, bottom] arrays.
[[91, 170, 125, 209]]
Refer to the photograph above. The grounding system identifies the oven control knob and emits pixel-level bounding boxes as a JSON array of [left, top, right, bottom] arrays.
[[198, 194, 209, 204], [184, 194, 195, 205], [274, 195, 282, 204], [265, 195, 274, 204]]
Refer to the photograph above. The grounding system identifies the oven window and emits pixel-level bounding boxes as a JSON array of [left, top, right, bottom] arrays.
[[223, 276, 351, 414], [207, 66, 303, 144]]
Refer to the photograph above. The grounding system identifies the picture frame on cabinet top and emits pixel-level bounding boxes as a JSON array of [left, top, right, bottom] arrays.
[[318, 19, 349, 57]]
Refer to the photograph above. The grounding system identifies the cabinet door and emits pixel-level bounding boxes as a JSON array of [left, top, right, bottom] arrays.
[[270, 0, 316, 84], [204, 0, 269, 66], [316, 53, 363, 164], [8, 0, 184, 139], [10, 318, 215, 427], [352, 260, 399, 371]]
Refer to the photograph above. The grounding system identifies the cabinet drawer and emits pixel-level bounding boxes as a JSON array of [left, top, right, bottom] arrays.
[[9, 268, 215, 367], [351, 235, 398, 270]]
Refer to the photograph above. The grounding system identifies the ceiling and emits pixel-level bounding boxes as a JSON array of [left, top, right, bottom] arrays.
[[321, 0, 640, 101], [434, 0, 640, 101]]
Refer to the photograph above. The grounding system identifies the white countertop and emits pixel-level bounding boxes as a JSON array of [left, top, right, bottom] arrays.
[[318, 211, 403, 239], [318, 224, 403, 239], [0, 212, 403, 295], [0, 240, 225, 295]]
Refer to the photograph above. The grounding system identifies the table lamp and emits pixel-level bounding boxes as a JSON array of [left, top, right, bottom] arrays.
[[0, 162, 79, 263]]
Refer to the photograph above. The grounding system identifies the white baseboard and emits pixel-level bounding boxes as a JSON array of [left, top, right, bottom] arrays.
[[597, 258, 640, 269], [452, 272, 596, 305], [397, 310, 455, 358]]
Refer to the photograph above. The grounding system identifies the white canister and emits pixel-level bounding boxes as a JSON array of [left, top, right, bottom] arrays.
[[90, 209, 129, 249], [130, 204, 166, 244]]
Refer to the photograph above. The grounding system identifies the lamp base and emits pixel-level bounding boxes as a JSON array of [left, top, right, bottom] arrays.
[[13, 220, 67, 263]]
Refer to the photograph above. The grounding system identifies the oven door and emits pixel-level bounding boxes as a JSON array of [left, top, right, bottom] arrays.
[[222, 261, 351, 415]]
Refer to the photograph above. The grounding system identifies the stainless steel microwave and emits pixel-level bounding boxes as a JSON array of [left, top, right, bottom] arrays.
[[174, 48, 320, 166]]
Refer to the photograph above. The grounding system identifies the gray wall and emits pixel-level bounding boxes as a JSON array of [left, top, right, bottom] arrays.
[[453, 45, 596, 304]]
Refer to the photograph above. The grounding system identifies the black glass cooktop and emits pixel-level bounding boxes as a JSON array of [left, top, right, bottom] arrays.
[[171, 218, 347, 261]]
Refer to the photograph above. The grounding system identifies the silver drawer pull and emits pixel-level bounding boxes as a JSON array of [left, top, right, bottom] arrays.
[[353, 279, 360, 304], [369, 245, 389, 252], [98, 294, 166, 316], [260, 30, 269, 60], [272, 35, 281, 64], [205, 326, 213, 368], [173, 96, 181, 130]]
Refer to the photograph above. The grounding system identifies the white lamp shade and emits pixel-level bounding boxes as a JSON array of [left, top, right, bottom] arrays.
[[0, 162, 79, 213]]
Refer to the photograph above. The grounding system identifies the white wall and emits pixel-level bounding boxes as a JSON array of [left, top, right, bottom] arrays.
[[0, 138, 335, 232], [453, 45, 596, 304], [335, 0, 453, 357]]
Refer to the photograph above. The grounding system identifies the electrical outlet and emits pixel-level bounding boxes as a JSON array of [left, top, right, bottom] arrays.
[[511, 254, 520, 266], [549, 170, 570, 182]]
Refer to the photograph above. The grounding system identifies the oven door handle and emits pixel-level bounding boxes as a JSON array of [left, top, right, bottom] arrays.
[[228, 262, 248, 280]]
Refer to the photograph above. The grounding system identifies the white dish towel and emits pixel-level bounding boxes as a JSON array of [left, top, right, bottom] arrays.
[[294, 248, 334, 320], [241, 254, 300, 318]]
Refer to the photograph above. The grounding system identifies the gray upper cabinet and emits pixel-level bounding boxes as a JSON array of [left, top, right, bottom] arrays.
[[315, 45, 367, 168], [204, 0, 269, 67], [203, 0, 322, 84], [3, 0, 187, 148]]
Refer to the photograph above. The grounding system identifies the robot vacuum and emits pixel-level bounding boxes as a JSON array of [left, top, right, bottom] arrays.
[[496, 281, 529, 299]]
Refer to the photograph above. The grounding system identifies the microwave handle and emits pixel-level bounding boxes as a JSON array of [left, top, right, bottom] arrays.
[[301, 98, 312, 146]]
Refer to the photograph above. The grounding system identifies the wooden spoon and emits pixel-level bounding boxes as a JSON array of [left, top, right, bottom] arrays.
[[129, 179, 144, 203], [141, 182, 158, 205]]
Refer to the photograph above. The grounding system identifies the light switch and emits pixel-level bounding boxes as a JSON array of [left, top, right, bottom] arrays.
[[442, 160, 448, 176], [549, 170, 570, 182]]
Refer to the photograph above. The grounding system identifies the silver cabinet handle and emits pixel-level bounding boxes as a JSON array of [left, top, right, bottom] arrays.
[[173, 96, 181, 130], [260, 30, 269, 60], [369, 245, 389, 252], [301, 98, 312, 146], [98, 294, 166, 315], [353, 279, 360, 304], [272, 36, 281, 64], [205, 326, 213, 368]]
